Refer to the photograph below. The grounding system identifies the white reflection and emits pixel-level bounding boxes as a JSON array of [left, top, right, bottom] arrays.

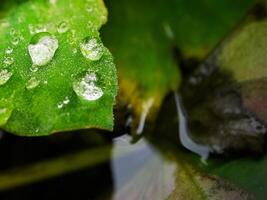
[[112, 135, 176, 200]]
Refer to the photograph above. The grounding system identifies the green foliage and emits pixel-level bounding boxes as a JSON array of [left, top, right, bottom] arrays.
[[0, 0, 117, 136], [102, 0, 252, 119]]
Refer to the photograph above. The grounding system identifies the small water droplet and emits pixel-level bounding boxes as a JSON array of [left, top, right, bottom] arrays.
[[30, 64, 39, 73], [0, 69, 13, 86], [87, 7, 94, 13], [57, 21, 69, 33], [26, 77, 40, 90], [10, 28, 16, 36], [28, 32, 58, 66], [50, 0, 57, 5], [5, 47, 13, 54], [72, 48, 78, 54], [35, 25, 47, 33], [28, 25, 35, 35], [80, 37, 104, 61], [18, 16, 25, 23], [11, 37, 19, 46], [3, 57, 14, 66], [57, 96, 70, 109], [73, 72, 103, 101], [63, 97, 70, 104]]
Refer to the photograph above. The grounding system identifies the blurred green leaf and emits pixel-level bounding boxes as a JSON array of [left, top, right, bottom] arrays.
[[101, 0, 252, 122], [211, 155, 267, 200], [0, 0, 117, 136]]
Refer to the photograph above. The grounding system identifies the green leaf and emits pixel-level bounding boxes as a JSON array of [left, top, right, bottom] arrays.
[[0, 0, 118, 136], [101, 0, 252, 123], [210, 155, 267, 200]]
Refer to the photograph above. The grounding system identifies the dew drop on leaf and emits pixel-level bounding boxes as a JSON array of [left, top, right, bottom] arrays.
[[11, 37, 19, 46], [0, 69, 13, 86], [57, 96, 70, 109], [80, 37, 103, 61], [26, 77, 40, 90], [3, 56, 14, 66], [57, 21, 69, 34], [28, 32, 58, 66], [5, 47, 13, 54], [30, 64, 39, 73], [73, 72, 103, 101]]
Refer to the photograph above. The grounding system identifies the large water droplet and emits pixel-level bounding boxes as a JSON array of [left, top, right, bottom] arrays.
[[26, 77, 40, 90], [28, 32, 58, 66], [0, 69, 13, 86], [73, 72, 103, 101], [80, 38, 103, 61], [57, 21, 69, 34]]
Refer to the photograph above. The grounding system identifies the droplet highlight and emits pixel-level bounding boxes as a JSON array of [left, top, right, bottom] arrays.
[[26, 77, 40, 90], [57, 21, 69, 34], [80, 38, 104, 61], [0, 69, 13, 86], [57, 96, 70, 109], [73, 72, 103, 101], [28, 32, 58, 66]]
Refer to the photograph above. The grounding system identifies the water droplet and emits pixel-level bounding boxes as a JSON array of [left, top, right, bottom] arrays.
[[10, 28, 16, 36], [28, 32, 58, 66], [35, 25, 47, 34], [5, 47, 13, 54], [80, 37, 104, 61], [50, 0, 57, 5], [73, 72, 103, 101], [0, 69, 13, 86], [57, 96, 70, 109], [3, 57, 14, 66], [72, 48, 78, 54], [57, 21, 69, 33], [26, 77, 40, 90], [87, 7, 94, 13], [63, 97, 70, 104], [11, 37, 19, 46], [28, 25, 35, 35], [18, 16, 25, 23], [30, 64, 39, 73]]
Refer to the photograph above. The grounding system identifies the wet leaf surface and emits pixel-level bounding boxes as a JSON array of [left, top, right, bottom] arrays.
[[0, 0, 118, 136]]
